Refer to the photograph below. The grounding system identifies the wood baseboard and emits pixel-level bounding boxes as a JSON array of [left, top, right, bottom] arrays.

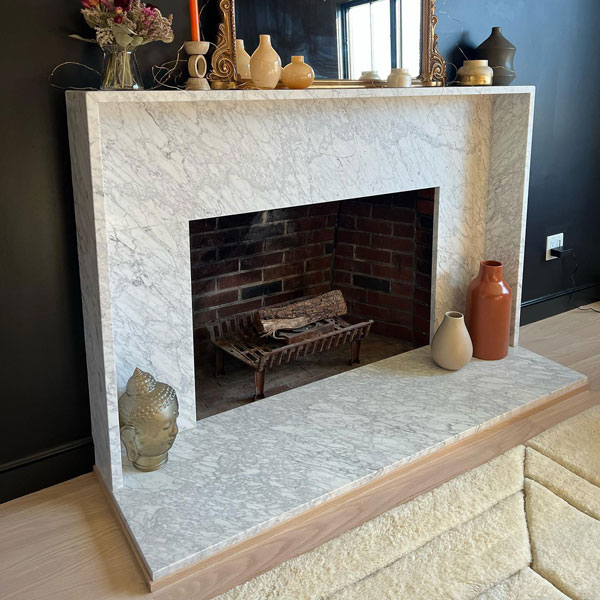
[[99, 382, 594, 598], [1, 438, 94, 503]]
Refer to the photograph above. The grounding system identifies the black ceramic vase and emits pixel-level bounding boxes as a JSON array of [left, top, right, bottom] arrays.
[[475, 27, 516, 86]]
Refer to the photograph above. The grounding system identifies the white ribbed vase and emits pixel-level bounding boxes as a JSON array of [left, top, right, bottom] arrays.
[[431, 311, 473, 371]]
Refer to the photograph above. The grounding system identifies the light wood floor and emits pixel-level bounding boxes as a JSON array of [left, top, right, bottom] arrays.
[[1, 303, 599, 600]]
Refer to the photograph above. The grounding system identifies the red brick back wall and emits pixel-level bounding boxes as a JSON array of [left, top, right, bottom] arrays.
[[331, 191, 433, 344], [190, 192, 434, 347], [190, 204, 338, 344]]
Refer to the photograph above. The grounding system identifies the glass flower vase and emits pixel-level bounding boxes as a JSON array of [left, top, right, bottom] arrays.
[[101, 45, 144, 91]]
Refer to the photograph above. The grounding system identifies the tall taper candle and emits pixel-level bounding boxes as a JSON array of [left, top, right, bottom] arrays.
[[189, 0, 200, 42]]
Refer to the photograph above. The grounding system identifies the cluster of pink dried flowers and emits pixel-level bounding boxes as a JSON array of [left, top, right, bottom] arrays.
[[80, 0, 174, 48]]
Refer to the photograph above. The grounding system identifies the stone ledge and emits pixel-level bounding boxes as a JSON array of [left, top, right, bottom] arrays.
[[67, 85, 535, 105], [106, 345, 587, 587]]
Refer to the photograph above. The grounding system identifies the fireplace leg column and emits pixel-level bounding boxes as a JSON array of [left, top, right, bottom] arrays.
[[254, 370, 266, 400], [215, 348, 225, 377], [350, 339, 362, 365]]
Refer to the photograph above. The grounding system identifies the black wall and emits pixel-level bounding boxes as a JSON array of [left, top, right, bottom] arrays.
[[436, 0, 600, 322], [235, 0, 339, 78], [1, 0, 598, 502]]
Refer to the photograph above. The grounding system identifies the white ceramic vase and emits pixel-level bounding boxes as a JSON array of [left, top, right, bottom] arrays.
[[431, 311, 473, 371], [387, 68, 412, 88], [250, 34, 281, 89], [236, 39, 252, 81]]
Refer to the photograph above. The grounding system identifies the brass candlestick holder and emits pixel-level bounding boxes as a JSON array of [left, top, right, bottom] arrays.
[[184, 41, 210, 90]]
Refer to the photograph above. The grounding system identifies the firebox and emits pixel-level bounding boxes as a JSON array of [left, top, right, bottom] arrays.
[[190, 190, 435, 419]]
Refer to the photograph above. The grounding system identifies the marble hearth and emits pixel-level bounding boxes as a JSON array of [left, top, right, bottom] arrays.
[[63, 87, 588, 590]]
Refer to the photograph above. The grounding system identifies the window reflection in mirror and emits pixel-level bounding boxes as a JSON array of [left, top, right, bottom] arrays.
[[234, 0, 422, 81], [342, 0, 391, 79]]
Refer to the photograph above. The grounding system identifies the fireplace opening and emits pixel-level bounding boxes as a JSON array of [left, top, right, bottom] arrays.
[[190, 190, 435, 420]]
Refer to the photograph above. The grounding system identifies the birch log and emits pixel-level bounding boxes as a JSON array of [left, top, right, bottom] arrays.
[[254, 290, 347, 336]]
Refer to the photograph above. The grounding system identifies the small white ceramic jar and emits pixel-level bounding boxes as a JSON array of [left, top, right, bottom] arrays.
[[387, 68, 412, 88], [359, 70, 380, 81]]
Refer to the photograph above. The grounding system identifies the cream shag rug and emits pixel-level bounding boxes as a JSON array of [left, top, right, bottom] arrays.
[[527, 404, 600, 486], [327, 492, 529, 600], [474, 567, 569, 600], [526, 478, 600, 600], [525, 447, 600, 520]]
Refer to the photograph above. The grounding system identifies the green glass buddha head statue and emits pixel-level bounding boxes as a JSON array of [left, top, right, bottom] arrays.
[[118, 368, 179, 472]]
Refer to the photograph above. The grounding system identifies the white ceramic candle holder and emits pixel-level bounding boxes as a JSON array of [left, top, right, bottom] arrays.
[[184, 41, 210, 91]]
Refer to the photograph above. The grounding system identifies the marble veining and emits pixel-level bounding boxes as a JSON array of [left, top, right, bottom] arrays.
[[66, 87, 535, 490], [113, 345, 587, 580]]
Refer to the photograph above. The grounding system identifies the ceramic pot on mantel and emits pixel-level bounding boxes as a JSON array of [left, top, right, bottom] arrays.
[[457, 60, 493, 86], [465, 260, 512, 360], [250, 34, 281, 90], [475, 27, 516, 86], [387, 68, 412, 88], [236, 39, 252, 81], [431, 311, 473, 371], [282, 56, 315, 89]]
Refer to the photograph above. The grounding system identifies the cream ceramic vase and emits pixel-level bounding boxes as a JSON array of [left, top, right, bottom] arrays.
[[236, 39, 252, 81], [250, 34, 281, 89], [282, 56, 315, 89], [387, 68, 412, 88], [431, 311, 473, 371], [359, 70, 379, 81], [457, 59, 493, 86]]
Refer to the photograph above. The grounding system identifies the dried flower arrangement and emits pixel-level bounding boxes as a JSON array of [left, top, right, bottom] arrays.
[[72, 0, 175, 90], [78, 0, 174, 49]]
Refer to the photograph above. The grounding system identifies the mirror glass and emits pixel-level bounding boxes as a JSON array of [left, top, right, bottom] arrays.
[[234, 0, 423, 81]]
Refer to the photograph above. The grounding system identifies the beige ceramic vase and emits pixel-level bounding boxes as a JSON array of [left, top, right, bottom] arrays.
[[387, 67, 412, 88], [431, 311, 473, 371], [457, 59, 493, 86], [236, 39, 252, 81], [282, 56, 315, 89], [250, 34, 281, 89]]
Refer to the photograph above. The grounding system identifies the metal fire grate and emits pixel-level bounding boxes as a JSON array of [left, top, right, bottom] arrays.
[[206, 300, 373, 400]]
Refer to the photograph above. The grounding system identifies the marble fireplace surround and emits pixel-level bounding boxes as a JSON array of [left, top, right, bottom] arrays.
[[65, 88, 600, 592], [66, 86, 536, 492]]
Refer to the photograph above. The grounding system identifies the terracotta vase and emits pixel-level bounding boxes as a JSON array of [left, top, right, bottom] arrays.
[[431, 311, 473, 371], [235, 39, 252, 81], [282, 56, 315, 89], [250, 34, 281, 90], [465, 260, 512, 360], [475, 27, 516, 86]]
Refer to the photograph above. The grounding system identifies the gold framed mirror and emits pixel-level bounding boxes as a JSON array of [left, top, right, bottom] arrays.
[[208, 0, 446, 89]]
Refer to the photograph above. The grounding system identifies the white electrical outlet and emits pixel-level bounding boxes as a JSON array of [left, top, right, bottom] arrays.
[[546, 233, 564, 261]]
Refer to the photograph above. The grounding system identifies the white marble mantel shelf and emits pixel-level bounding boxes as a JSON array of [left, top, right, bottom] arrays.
[[73, 85, 534, 104], [113, 345, 586, 582]]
